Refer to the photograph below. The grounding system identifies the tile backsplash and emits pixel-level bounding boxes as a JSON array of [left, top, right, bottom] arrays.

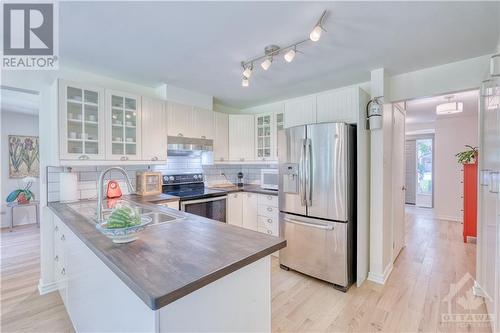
[[47, 156, 277, 202]]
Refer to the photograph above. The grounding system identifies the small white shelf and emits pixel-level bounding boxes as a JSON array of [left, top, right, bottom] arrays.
[[67, 99, 99, 107]]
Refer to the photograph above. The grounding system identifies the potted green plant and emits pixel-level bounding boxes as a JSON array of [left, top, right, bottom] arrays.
[[455, 145, 478, 165]]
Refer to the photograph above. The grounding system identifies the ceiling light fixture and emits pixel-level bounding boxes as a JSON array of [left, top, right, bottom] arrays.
[[310, 10, 327, 42], [436, 96, 463, 115], [284, 47, 296, 63], [239, 10, 327, 86], [242, 77, 249, 87], [242, 64, 253, 78]]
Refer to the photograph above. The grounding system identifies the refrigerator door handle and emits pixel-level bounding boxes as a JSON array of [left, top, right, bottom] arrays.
[[283, 216, 334, 230], [299, 139, 307, 206], [305, 138, 312, 206]]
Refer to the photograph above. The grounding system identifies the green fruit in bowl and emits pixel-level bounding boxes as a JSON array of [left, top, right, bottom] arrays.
[[106, 205, 141, 229]]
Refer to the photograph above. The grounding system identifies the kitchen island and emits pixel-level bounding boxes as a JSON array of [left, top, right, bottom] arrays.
[[48, 195, 285, 332]]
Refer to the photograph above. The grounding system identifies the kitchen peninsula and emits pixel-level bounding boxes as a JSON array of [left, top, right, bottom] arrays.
[[48, 195, 285, 332]]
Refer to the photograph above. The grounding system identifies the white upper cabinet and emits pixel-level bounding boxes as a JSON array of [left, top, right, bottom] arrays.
[[213, 112, 229, 162], [59, 81, 105, 161], [105, 90, 142, 161], [284, 96, 316, 128], [255, 114, 275, 161], [167, 102, 193, 138], [229, 115, 255, 162], [316, 87, 360, 124], [192, 107, 214, 139], [141, 97, 167, 163]]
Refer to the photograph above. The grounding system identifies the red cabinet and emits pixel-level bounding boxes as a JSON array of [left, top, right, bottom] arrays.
[[463, 162, 478, 242]]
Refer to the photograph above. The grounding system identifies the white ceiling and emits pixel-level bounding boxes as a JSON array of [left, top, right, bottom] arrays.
[[59, 2, 500, 108], [405, 90, 479, 124], [0, 88, 39, 115]]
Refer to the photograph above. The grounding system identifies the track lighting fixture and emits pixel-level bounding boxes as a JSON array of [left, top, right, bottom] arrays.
[[242, 64, 253, 78], [239, 10, 327, 86], [242, 77, 249, 87], [261, 57, 272, 70], [284, 47, 296, 63], [310, 10, 327, 42]]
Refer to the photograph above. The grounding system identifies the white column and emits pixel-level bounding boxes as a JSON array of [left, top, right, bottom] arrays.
[[368, 68, 394, 284]]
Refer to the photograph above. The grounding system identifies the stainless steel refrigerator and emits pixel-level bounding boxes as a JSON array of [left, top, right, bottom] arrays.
[[278, 122, 356, 291]]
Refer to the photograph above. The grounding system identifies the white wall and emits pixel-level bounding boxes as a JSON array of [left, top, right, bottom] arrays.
[[434, 115, 478, 221], [1, 111, 40, 228]]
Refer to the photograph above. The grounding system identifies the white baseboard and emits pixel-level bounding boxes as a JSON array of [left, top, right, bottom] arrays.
[[367, 262, 393, 285], [38, 279, 58, 295], [435, 215, 462, 222]]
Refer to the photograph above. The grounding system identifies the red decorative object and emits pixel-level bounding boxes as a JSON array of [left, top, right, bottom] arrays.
[[463, 162, 477, 242], [17, 192, 29, 204], [106, 180, 123, 199]]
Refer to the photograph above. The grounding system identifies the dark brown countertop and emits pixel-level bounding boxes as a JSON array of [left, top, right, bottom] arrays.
[[208, 184, 278, 196], [48, 197, 285, 310]]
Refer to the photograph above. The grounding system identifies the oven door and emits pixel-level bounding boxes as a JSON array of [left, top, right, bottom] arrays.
[[180, 196, 227, 223]]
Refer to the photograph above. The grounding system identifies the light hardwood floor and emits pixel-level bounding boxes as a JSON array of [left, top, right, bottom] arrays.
[[1, 207, 490, 332]]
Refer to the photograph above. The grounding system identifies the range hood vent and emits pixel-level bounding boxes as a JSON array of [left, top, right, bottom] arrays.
[[167, 136, 213, 157]]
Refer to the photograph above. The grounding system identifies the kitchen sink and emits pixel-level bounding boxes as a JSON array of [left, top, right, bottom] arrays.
[[65, 199, 184, 226]]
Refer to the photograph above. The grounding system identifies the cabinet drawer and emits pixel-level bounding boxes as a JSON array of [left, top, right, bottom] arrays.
[[257, 224, 278, 237], [258, 204, 279, 218], [258, 216, 278, 235], [258, 194, 278, 207]]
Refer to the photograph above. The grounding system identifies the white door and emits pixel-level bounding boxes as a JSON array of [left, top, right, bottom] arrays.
[[59, 81, 105, 161], [106, 90, 142, 161], [192, 107, 214, 139], [283, 96, 316, 128], [228, 115, 255, 162], [141, 97, 167, 162], [392, 105, 406, 260], [227, 193, 243, 226], [167, 102, 193, 138], [242, 193, 258, 231], [213, 112, 229, 162]]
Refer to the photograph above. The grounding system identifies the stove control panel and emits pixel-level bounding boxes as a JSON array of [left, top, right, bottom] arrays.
[[163, 173, 204, 185]]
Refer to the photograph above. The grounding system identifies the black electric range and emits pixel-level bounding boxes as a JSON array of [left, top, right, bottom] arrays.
[[162, 173, 227, 222], [162, 174, 226, 201]]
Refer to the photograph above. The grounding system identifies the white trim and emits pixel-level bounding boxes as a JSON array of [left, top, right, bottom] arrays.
[[38, 278, 58, 295], [435, 215, 462, 222], [367, 262, 394, 285]]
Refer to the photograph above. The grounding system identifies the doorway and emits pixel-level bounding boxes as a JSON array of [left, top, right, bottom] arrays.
[[405, 136, 434, 208]]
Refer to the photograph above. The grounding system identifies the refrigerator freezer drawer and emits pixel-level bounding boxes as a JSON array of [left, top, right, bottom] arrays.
[[279, 213, 348, 287]]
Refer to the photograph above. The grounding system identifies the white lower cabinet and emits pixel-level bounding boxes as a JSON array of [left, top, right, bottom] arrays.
[[227, 193, 243, 226], [242, 193, 258, 231], [227, 192, 279, 255], [53, 216, 68, 305]]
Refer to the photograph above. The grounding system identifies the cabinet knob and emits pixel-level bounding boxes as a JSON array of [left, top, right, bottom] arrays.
[[151, 156, 158, 161], [267, 230, 272, 235], [61, 235, 65, 241], [54, 255, 59, 262], [201, 136, 206, 139], [267, 219, 272, 224], [177, 133, 183, 137], [267, 207, 273, 212], [61, 268, 66, 276], [120, 156, 129, 161], [54, 226, 59, 232], [78, 154, 89, 160]]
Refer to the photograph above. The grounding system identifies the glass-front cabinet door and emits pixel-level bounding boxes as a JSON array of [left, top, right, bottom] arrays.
[[106, 90, 142, 161], [275, 112, 284, 160], [59, 81, 105, 160], [255, 114, 273, 161]]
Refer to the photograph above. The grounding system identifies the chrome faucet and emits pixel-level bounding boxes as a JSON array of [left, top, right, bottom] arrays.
[[96, 167, 135, 223]]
